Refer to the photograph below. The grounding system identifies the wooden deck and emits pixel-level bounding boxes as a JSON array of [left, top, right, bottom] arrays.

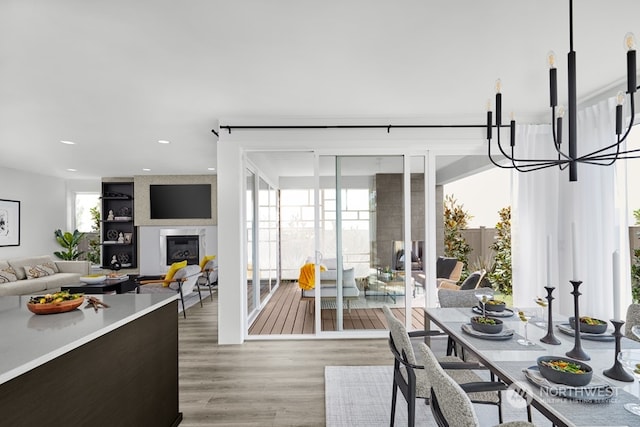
[[248, 281, 425, 335]]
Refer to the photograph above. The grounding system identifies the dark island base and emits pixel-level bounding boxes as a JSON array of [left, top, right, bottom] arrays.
[[0, 300, 181, 427]]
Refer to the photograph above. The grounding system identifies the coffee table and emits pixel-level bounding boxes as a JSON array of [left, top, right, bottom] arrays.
[[62, 275, 139, 294]]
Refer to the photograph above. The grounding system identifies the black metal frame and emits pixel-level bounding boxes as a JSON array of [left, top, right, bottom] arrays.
[[387, 330, 506, 427]]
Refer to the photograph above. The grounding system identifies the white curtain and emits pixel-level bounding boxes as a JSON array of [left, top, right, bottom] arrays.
[[511, 125, 560, 309], [513, 97, 631, 321]]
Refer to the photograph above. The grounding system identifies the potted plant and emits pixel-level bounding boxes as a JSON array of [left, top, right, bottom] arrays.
[[54, 229, 85, 260]]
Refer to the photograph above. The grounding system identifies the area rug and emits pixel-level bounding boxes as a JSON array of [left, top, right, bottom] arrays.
[[325, 365, 433, 426], [325, 365, 544, 427]]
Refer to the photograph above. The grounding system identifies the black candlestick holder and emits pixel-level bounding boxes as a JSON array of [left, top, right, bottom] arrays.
[[540, 286, 561, 345], [565, 280, 590, 361], [603, 319, 634, 382]]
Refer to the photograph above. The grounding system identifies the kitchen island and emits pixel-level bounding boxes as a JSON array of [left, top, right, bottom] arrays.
[[0, 293, 181, 427]]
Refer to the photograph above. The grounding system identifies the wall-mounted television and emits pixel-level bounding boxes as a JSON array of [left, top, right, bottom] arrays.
[[150, 184, 212, 219]]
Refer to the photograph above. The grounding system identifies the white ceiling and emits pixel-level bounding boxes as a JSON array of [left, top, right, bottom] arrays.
[[1, 0, 639, 180]]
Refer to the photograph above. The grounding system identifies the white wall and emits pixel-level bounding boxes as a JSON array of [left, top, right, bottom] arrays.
[[0, 166, 67, 259]]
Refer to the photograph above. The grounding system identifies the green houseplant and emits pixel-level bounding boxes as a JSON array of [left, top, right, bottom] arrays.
[[54, 229, 85, 260]]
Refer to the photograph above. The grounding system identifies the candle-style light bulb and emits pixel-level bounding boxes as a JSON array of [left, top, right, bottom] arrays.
[[495, 79, 502, 94], [625, 32, 636, 51], [487, 99, 492, 111], [617, 91, 626, 106], [557, 106, 566, 118], [548, 51, 557, 68]]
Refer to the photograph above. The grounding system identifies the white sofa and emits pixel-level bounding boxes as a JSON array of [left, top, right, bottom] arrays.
[[0, 255, 90, 296], [300, 258, 360, 310]]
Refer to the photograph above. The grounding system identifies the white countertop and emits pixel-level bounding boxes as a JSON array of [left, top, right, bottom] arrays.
[[0, 293, 178, 385]]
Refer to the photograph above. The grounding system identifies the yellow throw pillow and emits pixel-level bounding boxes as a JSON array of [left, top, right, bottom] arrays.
[[199, 255, 216, 270], [164, 260, 187, 287]]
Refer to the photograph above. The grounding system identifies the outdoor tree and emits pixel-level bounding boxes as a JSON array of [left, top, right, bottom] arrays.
[[443, 194, 472, 276], [489, 206, 512, 295]]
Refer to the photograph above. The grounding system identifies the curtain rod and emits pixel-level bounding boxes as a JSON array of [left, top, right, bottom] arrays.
[[211, 123, 510, 136]]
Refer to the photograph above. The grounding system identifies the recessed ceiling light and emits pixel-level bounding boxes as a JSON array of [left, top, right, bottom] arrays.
[[60, 140, 76, 145], [66, 168, 77, 172], [158, 140, 170, 144], [142, 168, 151, 171], [207, 167, 216, 171]]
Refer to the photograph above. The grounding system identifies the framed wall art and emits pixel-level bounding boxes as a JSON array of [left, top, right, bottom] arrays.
[[0, 199, 20, 246]]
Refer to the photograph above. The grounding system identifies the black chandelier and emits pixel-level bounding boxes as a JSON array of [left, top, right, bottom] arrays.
[[486, 0, 639, 182]]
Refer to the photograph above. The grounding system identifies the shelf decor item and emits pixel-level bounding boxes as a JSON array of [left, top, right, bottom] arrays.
[[540, 286, 561, 345], [566, 280, 590, 361]]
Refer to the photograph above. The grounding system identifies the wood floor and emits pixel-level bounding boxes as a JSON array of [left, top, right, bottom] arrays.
[[248, 281, 425, 335], [177, 293, 395, 426]]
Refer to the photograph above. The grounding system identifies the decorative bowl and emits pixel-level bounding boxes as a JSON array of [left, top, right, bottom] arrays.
[[484, 299, 506, 312], [27, 294, 84, 315], [569, 316, 607, 334], [80, 274, 106, 284], [537, 356, 593, 386], [470, 316, 503, 334]]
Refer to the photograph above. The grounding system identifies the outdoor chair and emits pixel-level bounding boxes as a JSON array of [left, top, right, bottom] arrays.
[[436, 257, 464, 289], [419, 343, 535, 427], [382, 306, 505, 427]]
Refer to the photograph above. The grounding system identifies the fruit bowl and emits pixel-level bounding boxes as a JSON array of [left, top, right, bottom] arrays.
[[470, 316, 503, 334], [80, 274, 106, 284], [484, 299, 506, 312], [569, 316, 607, 334], [27, 291, 84, 315], [537, 356, 593, 386]]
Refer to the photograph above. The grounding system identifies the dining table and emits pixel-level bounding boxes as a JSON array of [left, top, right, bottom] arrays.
[[424, 306, 640, 427]]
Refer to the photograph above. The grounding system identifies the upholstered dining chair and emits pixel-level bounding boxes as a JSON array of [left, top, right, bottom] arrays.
[[419, 343, 535, 427], [382, 306, 505, 427], [438, 287, 495, 354], [626, 304, 640, 342]]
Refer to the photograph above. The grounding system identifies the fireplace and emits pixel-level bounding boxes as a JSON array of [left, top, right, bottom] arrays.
[[166, 235, 199, 265]]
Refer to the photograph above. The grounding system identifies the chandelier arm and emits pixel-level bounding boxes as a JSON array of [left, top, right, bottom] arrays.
[[511, 160, 570, 173], [617, 93, 636, 143]]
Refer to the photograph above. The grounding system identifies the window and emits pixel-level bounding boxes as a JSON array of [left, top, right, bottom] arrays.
[[75, 193, 100, 232]]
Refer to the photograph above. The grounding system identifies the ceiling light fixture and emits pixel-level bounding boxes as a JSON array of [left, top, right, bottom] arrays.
[[207, 167, 216, 171], [66, 168, 77, 172], [486, 0, 638, 182], [60, 140, 76, 145], [142, 168, 151, 172], [158, 140, 170, 144]]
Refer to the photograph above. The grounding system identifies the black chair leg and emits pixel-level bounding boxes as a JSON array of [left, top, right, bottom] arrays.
[[407, 390, 415, 427], [178, 283, 186, 319], [390, 383, 397, 427]]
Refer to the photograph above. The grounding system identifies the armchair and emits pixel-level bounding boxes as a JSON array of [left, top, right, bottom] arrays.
[[138, 264, 203, 318], [436, 257, 464, 289], [198, 257, 218, 302]]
